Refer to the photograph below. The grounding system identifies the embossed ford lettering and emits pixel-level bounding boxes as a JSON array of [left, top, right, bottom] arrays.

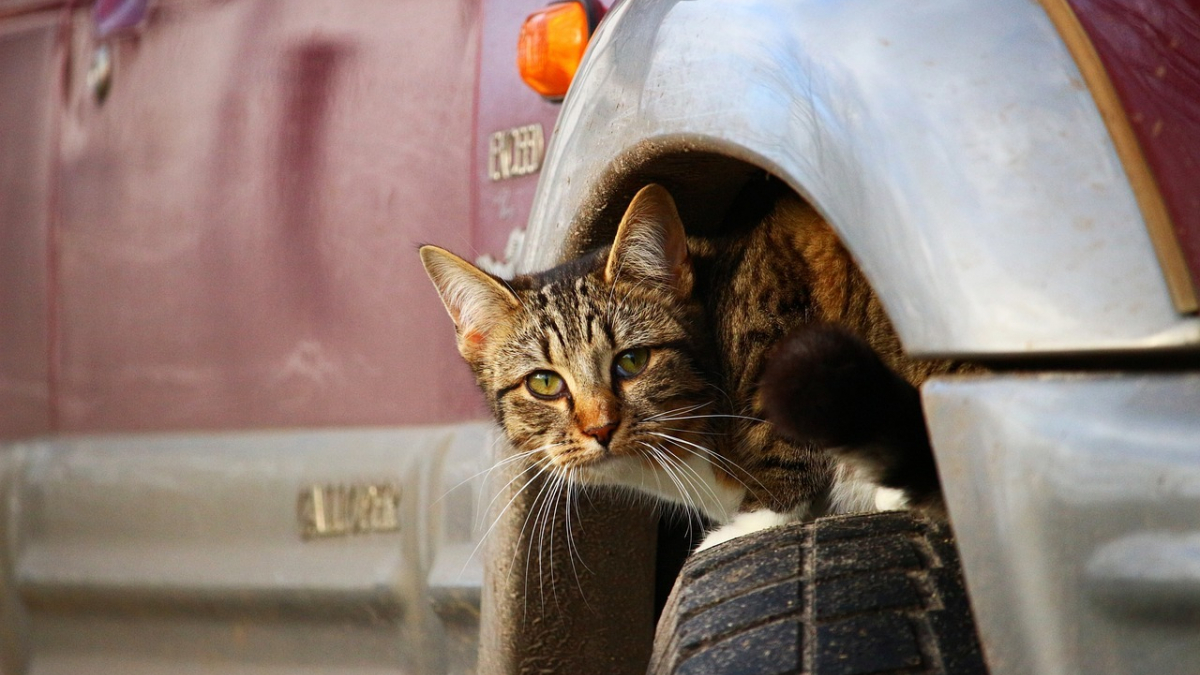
[[298, 483, 401, 539], [488, 123, 544, 181]]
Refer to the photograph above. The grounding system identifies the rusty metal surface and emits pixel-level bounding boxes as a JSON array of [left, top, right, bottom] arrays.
[[48, 0, 483, 432]]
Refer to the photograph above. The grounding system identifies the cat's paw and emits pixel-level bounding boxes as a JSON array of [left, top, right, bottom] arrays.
[[873, 486, 908, 511], [697, 510, 793, 551]]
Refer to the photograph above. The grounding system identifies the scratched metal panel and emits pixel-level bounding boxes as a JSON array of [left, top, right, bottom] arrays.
[[926, 375, 1200, 675], [54, 0, 485, 432]]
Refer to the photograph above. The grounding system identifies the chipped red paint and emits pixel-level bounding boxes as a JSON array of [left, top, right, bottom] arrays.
[[1068, 0, 1200, 298]]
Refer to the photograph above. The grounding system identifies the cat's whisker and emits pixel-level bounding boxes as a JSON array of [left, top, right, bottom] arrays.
[[638, 442, 691, 511], [538, 472, 560, 613], [514, 463, 558, 616], [550, 471, 572, 609], [635, 453, 686, 536], [648, 398, 710, 415], [639, 441, 704, 520], [436, 444, 544, 512], [656, 445, 722, 534], [474, 446, 555, 525], [650, 457, 666, 495], [480, 458, 547, 542], [476, 447, 564, 530], [557, 471, 589, 608], [564, 470, 594, 575], [654, 450, 708, 525], [547, 470, 570, 611], [561, 468, 594, 607], [650, 431, 741, 475], [463, 456, 551, 579], [652, 441, 729, 522], [650, 430, 775, 499], [527, 464, 571, 614], [659, 425, 722, 437], [446, 432, 514, 512], [660, 444, 724, 505], [654, 413, 767, 423], [704, 381, 738, 410], [533, 469, 565, 612], [645, 401, 713, 421]]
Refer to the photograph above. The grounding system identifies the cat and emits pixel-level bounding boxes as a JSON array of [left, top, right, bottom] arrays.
[[419, 179, 950, 549], [759, 322, 946, 516]]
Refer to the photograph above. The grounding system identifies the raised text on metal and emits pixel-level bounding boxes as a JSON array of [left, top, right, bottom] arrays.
[[298, 483, 401, 539], [488, 123, 544, 181]]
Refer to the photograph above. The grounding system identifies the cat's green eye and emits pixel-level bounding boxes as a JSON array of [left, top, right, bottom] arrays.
[[526, 370, 566, 399], [614, 348, 650, 379]]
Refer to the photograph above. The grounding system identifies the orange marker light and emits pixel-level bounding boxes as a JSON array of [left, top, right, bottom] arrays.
[[518, 2, 590, 100]]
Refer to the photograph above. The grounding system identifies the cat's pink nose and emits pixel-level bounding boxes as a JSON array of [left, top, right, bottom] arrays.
[[584, 421, 619, 447]]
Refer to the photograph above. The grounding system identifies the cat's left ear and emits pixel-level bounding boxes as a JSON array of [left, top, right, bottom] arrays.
[[419, 245, 521, 359], [605, 184, 693, 297]]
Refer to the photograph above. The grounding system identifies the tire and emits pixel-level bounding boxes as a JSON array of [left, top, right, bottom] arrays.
[[648, 512, 988, 675]]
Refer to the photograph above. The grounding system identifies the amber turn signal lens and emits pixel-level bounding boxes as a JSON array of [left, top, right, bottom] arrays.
[[518, 2, 589, 99]]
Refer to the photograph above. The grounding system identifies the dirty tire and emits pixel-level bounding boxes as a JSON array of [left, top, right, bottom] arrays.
[[648, 512, 988, 675]]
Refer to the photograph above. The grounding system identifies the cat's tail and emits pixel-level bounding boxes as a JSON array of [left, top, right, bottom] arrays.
[[758, 323, 945, 516]]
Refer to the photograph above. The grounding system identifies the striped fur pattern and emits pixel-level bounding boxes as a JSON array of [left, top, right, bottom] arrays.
[[420, 182, 948, 546]]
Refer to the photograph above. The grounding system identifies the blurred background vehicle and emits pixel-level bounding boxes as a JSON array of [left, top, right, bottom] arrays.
[[0, 0, 577, 672]]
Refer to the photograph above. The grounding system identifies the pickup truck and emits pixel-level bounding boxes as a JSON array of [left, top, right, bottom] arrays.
[[3, 1, 1199, 674]]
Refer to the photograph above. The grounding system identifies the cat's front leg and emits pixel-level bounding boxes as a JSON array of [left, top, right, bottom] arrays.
[[697, 509, 796, 551]]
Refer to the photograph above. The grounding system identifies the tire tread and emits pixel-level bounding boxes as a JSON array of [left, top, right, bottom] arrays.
[[649, 512, 988, 675]]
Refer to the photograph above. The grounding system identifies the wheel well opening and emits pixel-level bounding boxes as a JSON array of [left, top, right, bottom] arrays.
[[562, 147, 790, 257]]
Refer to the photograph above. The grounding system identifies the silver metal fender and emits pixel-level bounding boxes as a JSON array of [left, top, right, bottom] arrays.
[[925, 374, 1200, 675], [522, 0, 1200, 358]]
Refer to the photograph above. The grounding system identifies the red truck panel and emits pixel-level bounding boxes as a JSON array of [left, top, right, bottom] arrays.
[[54, 0, 487, 431], [474, 1, 572, 258], [0, 11, 58, 439]]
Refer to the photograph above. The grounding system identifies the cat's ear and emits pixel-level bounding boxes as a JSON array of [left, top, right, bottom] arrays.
[[420, 246, 520, 358], [605, 184, 693, 297]]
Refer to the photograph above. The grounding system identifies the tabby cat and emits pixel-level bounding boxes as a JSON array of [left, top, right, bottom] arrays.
[[420, 181, 947, 549]]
